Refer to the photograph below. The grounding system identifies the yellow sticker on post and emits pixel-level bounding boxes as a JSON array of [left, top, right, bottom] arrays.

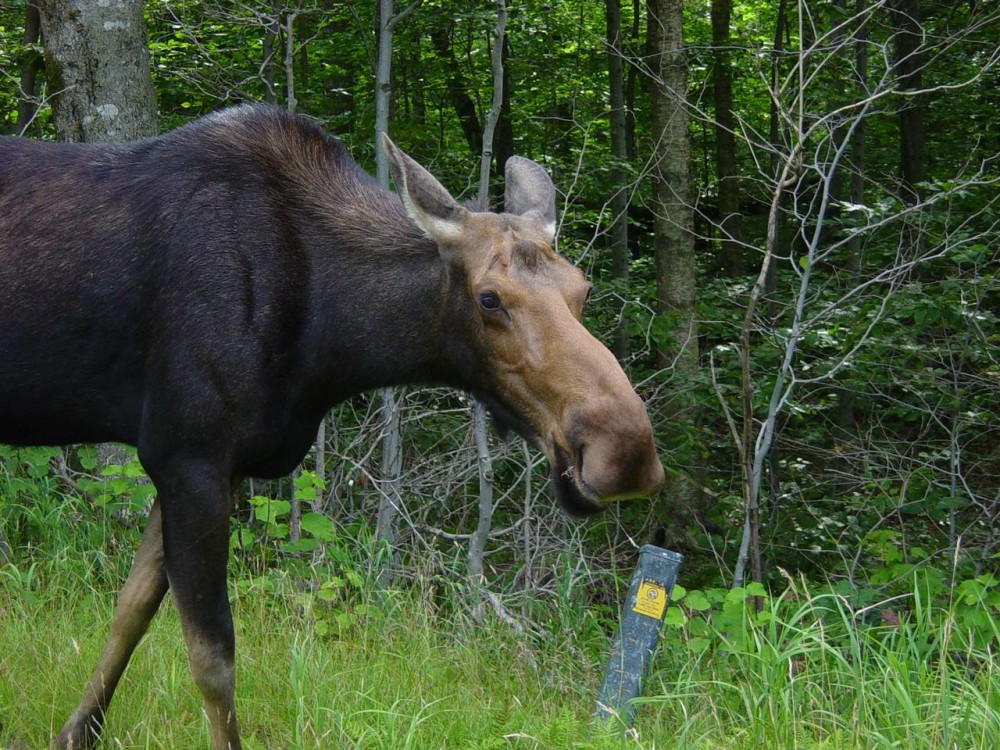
[[632, 579, 667, 620]]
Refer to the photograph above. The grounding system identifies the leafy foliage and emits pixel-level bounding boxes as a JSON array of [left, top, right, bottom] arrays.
[[0, 0, 997, 627]]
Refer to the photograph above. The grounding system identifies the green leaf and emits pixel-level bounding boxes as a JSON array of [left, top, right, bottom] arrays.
[[300, 512, 335, 541], [684, 590, 711, 611], [335, 612, 355, 630], [687, 637, 711, 653], [252, 498, 291, 524], [663, 605, 686, 627], [129, 484, 157, 509], [345, 570, 365, 588], [122, 460, 146, 478], [77, 445, 97, 471], [725, 587, 747, 605], [282, 538, 318, 553], [688, 618, 710, 637], [229, 528, 254, 550], [745, 582, 768, 598]]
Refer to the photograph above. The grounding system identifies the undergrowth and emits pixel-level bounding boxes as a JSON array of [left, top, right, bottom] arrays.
[[2, 468, 999, 749]]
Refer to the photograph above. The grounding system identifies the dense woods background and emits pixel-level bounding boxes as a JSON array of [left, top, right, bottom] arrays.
[[1, 0, 999, 646]]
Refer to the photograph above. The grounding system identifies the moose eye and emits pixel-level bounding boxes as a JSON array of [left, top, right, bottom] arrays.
[[479, 291, 501, 311]]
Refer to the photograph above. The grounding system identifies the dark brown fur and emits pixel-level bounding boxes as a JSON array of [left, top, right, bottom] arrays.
[[0, 106, 663, 749]]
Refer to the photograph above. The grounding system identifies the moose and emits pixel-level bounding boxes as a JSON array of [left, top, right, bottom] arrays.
[[0, 106, 664, 749]]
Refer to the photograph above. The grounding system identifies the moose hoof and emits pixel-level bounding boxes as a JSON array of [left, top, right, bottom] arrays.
[[53, 711, 103, 750]]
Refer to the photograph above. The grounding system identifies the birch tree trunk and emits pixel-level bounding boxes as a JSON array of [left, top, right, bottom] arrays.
[[374, 0, 401, 558], [374, 0, 421, 572], [467, 2, 507, 614]]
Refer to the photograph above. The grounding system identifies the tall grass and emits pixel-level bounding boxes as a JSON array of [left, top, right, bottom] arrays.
[[1, 564, 615, 750], [2, 508, 998, 750], [640, 585, 1000, 749]]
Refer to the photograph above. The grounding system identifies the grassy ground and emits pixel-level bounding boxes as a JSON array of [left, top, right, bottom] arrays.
[[1, 570, 614, 749], [2, 555, 999, 749]]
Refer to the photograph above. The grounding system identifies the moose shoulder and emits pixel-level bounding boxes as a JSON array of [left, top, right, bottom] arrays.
[[0, 106, 664, 750]]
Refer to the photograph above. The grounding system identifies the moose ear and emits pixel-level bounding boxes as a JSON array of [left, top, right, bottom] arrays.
[[382, 133, 468, 246], [504, 156, 557, 243]]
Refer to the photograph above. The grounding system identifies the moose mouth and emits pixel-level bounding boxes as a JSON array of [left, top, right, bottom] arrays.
[[476, 394, 605, 518], [549, 442, 604, 517]]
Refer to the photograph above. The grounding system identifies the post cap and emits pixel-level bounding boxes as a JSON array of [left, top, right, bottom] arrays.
[[638, 544, 684, 565]]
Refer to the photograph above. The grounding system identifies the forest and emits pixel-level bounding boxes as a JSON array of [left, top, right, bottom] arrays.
[[1, 1, 999, 748]]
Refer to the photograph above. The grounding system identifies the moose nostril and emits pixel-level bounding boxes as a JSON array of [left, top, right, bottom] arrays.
[[574, 441, 585, 473], [571, 441, 601, 499]]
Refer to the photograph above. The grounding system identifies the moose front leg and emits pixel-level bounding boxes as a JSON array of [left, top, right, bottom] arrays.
[[157, 462, 241, 750], [55, 502, 169, 750]]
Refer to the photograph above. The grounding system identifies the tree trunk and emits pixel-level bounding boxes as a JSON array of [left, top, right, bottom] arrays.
[[284, 3, 302, 114], [848, 0, 868, 274], [647, 0, 700, 552], [607, 0, 630, 360], [15, 1, 43, 135], [373, 0, 421, 577], [493, 34, 515, 180], [375, 387, 404, 552], [37, 0, 157, 143], [477, 1, 506, 196], [625, 0, 641, 160], [430, 22, 483, 157], [262, 1, 280, 105], [37, 0, 157, 475], [712, 0, 743, 276], [297, 8, 309, 89], [467, 0, 507, 621], [734, 0, 789, 590], [374, 0, 401, 560], [833, 0, 868, 464], [375, 0, 394, 186], [648, 0, 695, 371], [766, 0, 789, 316], [401, 23, 427, 126], [889, 0, 925, 204]]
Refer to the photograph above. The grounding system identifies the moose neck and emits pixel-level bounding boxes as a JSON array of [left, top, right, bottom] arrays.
[[300, 186, 459, 405]]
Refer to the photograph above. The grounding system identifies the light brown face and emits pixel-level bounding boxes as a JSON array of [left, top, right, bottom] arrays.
[[384, 137, 665, 515]]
